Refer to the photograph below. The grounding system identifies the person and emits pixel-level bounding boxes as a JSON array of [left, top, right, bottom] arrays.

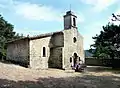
[[74, 56, 80, 71], [75, 57, 84, 72]]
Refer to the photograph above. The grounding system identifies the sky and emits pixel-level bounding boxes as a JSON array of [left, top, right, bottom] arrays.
[[0, 0, 120, 50]]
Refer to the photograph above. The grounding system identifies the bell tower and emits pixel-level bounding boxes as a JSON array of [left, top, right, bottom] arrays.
[[64, 11, 77, 29]]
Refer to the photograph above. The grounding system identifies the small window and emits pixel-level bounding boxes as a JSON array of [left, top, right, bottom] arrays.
[[70, 57, 72, 63], [79, 57, 81, 61], [73, 18, 76, 26], [73, 37, 77, 43], [43, 47, 46, 57]]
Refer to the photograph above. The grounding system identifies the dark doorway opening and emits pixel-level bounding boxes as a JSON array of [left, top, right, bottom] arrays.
[[48, 48, 62, 69], [73, 53, 78, 67]]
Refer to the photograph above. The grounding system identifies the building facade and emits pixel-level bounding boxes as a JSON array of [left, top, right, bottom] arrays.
[[7, 11, 84, 70]]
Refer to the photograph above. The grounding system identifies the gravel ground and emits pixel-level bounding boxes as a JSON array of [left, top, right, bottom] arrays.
[[0, 62, 120, 88]]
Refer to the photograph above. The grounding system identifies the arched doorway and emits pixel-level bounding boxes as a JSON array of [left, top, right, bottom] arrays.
[[73, 53, 78, 67]]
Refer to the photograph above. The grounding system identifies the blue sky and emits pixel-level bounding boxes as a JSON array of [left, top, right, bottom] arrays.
[[0, 0, 120, 49]]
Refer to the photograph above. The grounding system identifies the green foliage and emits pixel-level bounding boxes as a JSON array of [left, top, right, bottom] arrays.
[[0, 14, 23, 59], [90, 23, 120, 59]]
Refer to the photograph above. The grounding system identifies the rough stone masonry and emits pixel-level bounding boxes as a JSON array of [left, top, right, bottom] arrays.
[[7, 10, 84, 70]]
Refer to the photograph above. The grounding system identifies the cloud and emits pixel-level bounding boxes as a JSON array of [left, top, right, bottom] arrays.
[[80, 0, 118, 12], [0, 0, 85, 22], [0, 0, 62, 21], [14, 2, 62, 21], [14, 2, 85, 22]]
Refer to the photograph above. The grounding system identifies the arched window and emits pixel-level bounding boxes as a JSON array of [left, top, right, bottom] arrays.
[[43, 47, 46, 57]]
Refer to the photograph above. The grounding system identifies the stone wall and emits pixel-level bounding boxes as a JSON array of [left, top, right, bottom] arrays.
[[29, 36, 51, 69], [63, 28, 84, 69], [6, 39, 29, 65], [48, 33, 64, 68], [48, 47, 63, 68], [30, 32, 64, 69], [49, 32, 64, 48]]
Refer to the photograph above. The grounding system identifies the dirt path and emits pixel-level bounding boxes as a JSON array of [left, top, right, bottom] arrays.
[[0, 62, 120, 88]]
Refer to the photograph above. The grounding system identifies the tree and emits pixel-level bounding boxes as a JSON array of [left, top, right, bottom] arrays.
[[111, 13, 120, 21], [0, 14, 23, 59], [90, 23, 120, 60]]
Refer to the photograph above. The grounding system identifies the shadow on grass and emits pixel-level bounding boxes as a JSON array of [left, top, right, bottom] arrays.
[[0, 74, 120, 88]]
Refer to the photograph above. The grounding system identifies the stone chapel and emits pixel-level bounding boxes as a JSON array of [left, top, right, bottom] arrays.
[[7, 11, 84, 70]]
